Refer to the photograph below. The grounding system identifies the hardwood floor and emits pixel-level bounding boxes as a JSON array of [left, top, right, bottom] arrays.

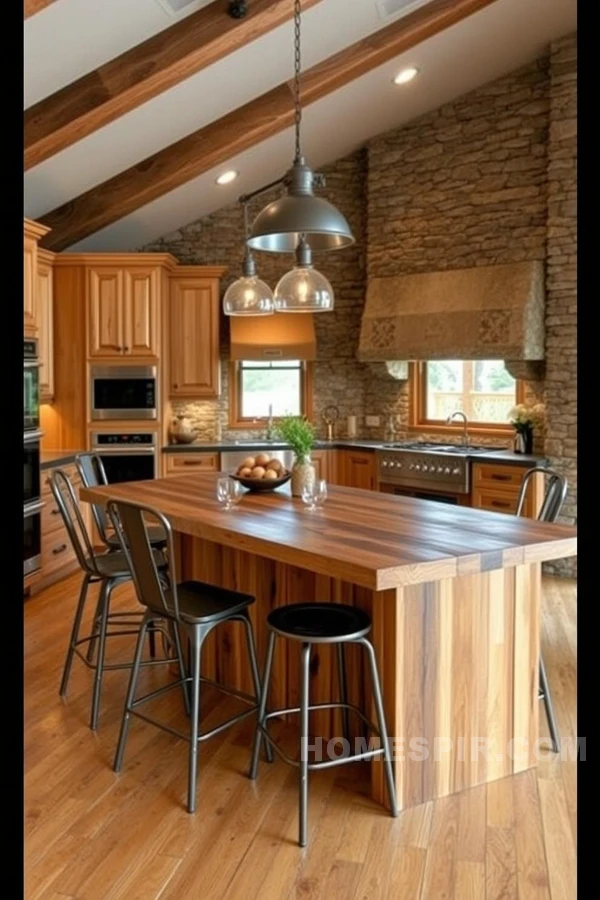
[[24, 573, 576, 899]]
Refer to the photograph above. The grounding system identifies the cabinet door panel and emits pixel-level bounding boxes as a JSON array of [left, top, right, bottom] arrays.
[[344, 451, 375, 490], [24, 237, 37, 336], [124, 268, 159, 357], [170, 279, 220, 397], [37, 258, 54, 401], [88, 268, 124, 357]]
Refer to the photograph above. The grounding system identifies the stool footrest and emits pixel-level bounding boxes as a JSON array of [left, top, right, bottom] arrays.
[[257, 701, 386, 770]]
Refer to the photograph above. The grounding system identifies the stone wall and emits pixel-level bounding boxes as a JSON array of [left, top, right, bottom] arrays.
[[143, 152, 369, 442], [543, 34, 577, 575], [142, 36, 577, 575]]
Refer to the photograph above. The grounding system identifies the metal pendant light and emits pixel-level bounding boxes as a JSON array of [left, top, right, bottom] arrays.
[[223, 203, 274, 316], [274, 238, 333, 312], [246, 0, 355, 254]]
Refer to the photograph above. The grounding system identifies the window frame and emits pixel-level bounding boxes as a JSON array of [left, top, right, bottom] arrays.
[[228, 360, 314, 429], [408, 361, 524, 437]]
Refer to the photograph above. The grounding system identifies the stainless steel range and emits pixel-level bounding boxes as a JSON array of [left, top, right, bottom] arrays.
[[376, 442, 504, 504]]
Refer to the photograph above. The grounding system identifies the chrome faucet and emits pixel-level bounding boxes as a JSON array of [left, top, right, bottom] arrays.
[[446, 409, 469, 446]]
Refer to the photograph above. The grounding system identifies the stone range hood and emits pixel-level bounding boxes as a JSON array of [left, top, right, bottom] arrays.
[[358, 261, 545, 380]]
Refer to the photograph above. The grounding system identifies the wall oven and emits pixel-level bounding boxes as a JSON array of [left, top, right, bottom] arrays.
[[90, 365, 157, 421], [24, 338, 40, 432], [24, 428, 43, 577], [91, 432, 158, 483]]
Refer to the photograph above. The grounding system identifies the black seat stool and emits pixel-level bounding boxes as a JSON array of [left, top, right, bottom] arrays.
[[249, 602, 398, 847], [107, 498, 272, 814], [50, 469, 175, 731]]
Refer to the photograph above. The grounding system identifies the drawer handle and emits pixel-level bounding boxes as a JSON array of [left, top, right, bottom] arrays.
[[182, 460, 202, 466], [491, 500, 511, 509], [52, 543, 68, 555], [173, 383, 179, 389], [51, 508, 60, 515], [491, 473, 512, 481]]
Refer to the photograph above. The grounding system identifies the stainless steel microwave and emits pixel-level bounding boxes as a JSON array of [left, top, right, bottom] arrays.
[[90, 365, 157, 421]]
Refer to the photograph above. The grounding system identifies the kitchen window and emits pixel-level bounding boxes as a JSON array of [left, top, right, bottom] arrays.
[[410, 360, 523, 433], [229, 360, 313, 427]]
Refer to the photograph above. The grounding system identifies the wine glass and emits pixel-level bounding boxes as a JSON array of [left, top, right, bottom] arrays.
[[301, 480, 327, 510], [216, 476, 242, 509]]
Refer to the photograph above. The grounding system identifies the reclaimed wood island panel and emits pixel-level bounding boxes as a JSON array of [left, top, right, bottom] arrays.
[[80, 473, 577, 811]]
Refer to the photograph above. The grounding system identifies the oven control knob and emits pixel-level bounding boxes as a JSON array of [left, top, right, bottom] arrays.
[[437, 466, 444, 473], [414, 464, 421, 471], [382, 459, 388, 467], [408, 463, 415, 470], [422, 464, 428, 472], [444, 466, 451, 474], [396, 462, 402, 469], [452, 467, 460, 475]]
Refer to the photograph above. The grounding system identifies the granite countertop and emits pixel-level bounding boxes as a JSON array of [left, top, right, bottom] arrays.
[[40, 450, 85, 470], [162, 440, 547, 467]]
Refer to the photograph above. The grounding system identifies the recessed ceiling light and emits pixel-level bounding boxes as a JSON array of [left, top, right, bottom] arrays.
[[216, 170, 239, 185], [393, 67, 419, 85]]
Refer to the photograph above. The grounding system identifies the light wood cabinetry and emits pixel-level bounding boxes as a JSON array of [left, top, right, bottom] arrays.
[[165, 452, 220, 475], [341, 450, 376, 490], [471, 462, 542, 519], [88, 265, 160, 358], [310, 449, 329, 483], [24, 218, 51, 338], [37, 462, 82, 590], [169, 273, 221, 398], [37, 249, 55, 402]]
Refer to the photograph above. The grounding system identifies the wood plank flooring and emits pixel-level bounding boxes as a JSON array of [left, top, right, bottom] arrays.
[[24, 573, 576, 900]]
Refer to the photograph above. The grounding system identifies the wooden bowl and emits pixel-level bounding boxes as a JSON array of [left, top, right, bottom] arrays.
[[230, 471, 291, 493]]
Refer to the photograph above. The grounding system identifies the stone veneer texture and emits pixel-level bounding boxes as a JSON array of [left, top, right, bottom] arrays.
[[142, 35, 576, 575]]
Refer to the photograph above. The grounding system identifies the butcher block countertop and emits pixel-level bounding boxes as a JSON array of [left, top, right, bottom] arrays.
[[80, 473, 576, 592]]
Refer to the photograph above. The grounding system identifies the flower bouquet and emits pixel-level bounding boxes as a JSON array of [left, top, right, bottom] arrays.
[[508, 403, 544, 454]]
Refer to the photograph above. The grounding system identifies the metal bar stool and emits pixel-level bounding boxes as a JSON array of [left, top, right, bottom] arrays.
[[50, 469, 177, 731], [106, 498, 272, 814], [76, 452, 168, 661], [249, 602, 398, 847], [516, 466, 568, 753]]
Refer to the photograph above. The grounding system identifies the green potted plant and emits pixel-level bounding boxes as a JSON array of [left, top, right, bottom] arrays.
[[274, 415, 316, 497]]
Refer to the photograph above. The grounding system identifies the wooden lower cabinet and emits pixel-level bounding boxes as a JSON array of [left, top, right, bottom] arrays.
[[340, 450, 376, 490], [165, 453, 220, 476], [310, 450, 330, 483], [34, 463, 84, 592], [471, 462, 542, 519]]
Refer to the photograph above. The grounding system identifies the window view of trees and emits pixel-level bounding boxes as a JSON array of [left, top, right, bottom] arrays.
[[239, 361, 302, 419], [425, 360, 516, 423]]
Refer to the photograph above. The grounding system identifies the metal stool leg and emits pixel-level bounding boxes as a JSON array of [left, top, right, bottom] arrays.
[[86, 590, 104, 663], [90, 579, 113, 731], [148, 628, 157, 659], [187, 624, 203, 813], [113, 611, 151, 772], [171, 621, 191, 716], [299, 642, 311, 848], [540, 655, 560, 753], [360, 638, 399, 817], [60, 574, 91, 696], [249, 631, 276, 780], [336, 643, 350, 742], [240, 615, 273, 764]]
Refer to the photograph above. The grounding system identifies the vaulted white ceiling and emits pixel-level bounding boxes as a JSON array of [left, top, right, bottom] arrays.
[[24, 0, 576, 251]]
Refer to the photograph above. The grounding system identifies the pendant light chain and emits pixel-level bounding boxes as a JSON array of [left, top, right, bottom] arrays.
[[293, 0, 302, 163]]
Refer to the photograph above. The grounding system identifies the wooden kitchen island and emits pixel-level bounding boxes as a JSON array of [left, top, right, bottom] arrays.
[[80, 473, 576, 812]]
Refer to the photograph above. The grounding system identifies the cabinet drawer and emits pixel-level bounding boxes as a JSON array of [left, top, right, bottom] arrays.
[[166, 453, 220, 474], [472, 463, 527, 491], [42, 531, 76, 577], [471, 488, 519, 516], [42, 496, 65, 537], [42, 463, 80, 496]]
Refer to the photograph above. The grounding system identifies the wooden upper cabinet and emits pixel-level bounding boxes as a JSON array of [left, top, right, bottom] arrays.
[[88, 267, 124, 357], [123, 268, 160, 357], [343, 450, 376, 491], [37, 250, 55, 402], [169, 277, 220, 398], [88, 265, 160, 359], [24, 218, 51, 338]]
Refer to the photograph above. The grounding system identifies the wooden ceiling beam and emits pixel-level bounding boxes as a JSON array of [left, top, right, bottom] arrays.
[[25, 0, 323, 170], [25, 0, 60, 18], [40, 0, 498, 252]]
